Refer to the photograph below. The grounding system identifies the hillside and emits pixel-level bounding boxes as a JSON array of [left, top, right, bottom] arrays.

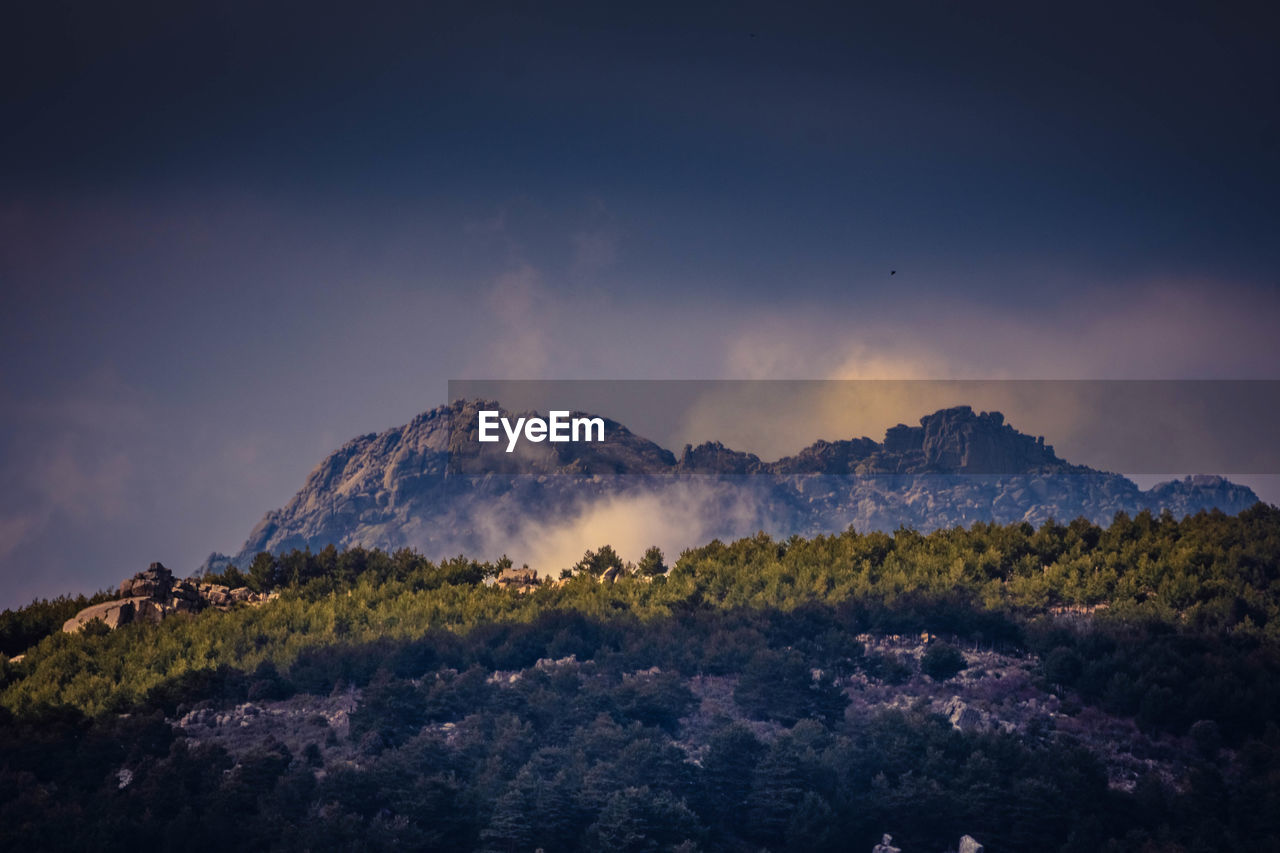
[[207, 400, 1258, 572], [4, 508, 1280, 851], [3, 404, 1274, 852]]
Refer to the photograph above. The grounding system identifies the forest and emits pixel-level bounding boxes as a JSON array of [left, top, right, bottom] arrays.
[[2, 504, 1279, 851]]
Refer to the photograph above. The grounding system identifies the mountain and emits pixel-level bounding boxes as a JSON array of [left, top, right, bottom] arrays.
[[206, 400, 1260, 572]]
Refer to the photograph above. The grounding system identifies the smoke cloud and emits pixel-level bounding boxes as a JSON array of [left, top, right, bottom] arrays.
[[472, 480, 771, 578]]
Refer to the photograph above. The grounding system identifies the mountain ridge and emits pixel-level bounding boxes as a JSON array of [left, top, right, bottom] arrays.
[[205, 400, 1259, 573]]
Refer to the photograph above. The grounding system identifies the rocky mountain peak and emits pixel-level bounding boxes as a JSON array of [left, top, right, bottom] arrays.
[[205, 400, 1260, 571], [912, 405, 1059, 473]]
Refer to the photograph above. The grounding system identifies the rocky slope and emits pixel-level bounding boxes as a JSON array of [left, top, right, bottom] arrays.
[[205, 400, 1260, 572]]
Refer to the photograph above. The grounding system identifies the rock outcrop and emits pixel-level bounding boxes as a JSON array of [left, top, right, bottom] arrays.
[[495, 566, 540, 593], [62, 598, 147, 632], [63, 563, 275, 634], [872, 834, 902, 853], [939, 695, 1015, 734], [205, 400, 1262, 573]]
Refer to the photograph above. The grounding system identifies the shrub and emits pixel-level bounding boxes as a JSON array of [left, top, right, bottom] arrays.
[[921, 642, 967, 681]]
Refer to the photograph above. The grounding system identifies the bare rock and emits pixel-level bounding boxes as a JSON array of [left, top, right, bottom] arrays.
[[118, 562, 175, 600], [496, 567, 540, 592], [871, 833, 902, 853], [62, 598, 143, 633], [676, 441, 766, 475], [63, 563, 278, 635], [132, 598, 168, 625], [942, 696, 996, 732], [202, 584, 232, 606]]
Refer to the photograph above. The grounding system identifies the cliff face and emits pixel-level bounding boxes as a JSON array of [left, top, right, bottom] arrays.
[[208, 401, 1260, 570]]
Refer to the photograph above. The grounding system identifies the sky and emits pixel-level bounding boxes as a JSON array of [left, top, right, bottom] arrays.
[[2, 1, 1278, 607]]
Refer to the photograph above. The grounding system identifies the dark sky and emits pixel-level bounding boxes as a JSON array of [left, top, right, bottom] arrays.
[[2, 1, 1278, 606]]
